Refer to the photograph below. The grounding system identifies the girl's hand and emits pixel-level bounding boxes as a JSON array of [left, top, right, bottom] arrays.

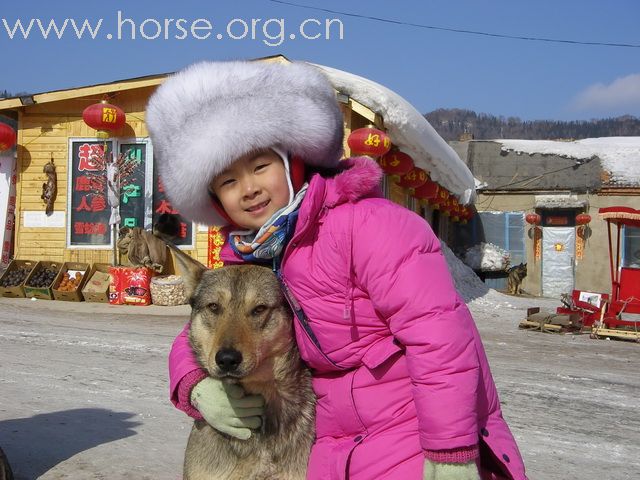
[[190, 377, 265, 440], [423, 459, 480, 480]]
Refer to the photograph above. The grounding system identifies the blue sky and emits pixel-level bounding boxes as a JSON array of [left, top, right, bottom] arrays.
[[1, 0, 638, 121]]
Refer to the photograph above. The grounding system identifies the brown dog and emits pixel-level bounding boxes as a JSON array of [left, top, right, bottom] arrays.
[[169, 245, 315, 480], [507, 262, 527, 295]]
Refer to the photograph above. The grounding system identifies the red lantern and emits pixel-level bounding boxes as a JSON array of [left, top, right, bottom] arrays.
[[0, 123, 16, 151], [413, 179, 439, 202], [459, 207, 470, 224], [347, 126, 391, 157], [448, 198, 461, 220], [575, 213, 591, 225], [525, 213, 541, 225], [396, 167, 428, 190], [82, 101, 126, 139], [379, 150, 414, 177]]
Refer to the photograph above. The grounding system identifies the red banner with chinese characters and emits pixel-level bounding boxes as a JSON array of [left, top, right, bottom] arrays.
[[1, 148, 17, 266], [533, 227, 542, 263], [208, 226, 225, 269], [576, 225, 586, 260]]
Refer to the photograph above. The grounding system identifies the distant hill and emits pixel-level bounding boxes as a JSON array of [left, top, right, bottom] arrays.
[[425, 108, 640, 141]]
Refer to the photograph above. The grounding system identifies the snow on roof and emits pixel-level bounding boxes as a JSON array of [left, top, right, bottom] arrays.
[[313, 64, 476, 204], [495, 137, 640, 186]]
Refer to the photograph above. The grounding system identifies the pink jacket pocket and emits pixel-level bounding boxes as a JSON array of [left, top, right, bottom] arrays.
[[361, 336, 404, 370]]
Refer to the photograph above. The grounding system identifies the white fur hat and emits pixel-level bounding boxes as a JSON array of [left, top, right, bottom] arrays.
[[146, 60, 344, 226]]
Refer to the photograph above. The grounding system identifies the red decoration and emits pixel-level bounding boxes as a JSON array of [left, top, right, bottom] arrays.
[[379, 150, 414, 176], [413, 179, 439, 203], [82, 101, 126, 138], [347, 126, 391, 157], [396, 167, 428, 190], [525, 213, 542, 225], [0, 123, 17, 151], [575, 213, 591, 225]]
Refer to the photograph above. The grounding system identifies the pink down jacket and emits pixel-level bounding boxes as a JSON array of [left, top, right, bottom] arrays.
[[168, 157, 527, 480]]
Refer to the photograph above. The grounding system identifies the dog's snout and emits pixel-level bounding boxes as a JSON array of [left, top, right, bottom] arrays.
[[215, 348, 243, 372]]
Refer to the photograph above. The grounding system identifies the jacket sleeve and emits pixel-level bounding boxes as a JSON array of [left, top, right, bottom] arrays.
[[351, 200, 480, 452], [168, 322, 207, 415]]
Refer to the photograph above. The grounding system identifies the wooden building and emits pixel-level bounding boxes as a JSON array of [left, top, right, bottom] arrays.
[[0, 56, 450, 268]]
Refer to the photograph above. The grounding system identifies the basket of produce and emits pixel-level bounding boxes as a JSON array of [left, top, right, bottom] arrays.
[[0, 259, 37, 298], [150, 275, 187, 306], [52, 262, 90, 301], [24, 261, 62, 300]]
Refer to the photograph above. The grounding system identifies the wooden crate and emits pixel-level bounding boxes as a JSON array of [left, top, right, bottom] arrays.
[[24, 261, 62, 300], [81, 263, 112, 303], [0, 259, 37, 298], [52, 262, 91, 302]]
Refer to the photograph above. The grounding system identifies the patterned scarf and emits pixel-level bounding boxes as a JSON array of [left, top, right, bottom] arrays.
[[229, 183, 308, 263]]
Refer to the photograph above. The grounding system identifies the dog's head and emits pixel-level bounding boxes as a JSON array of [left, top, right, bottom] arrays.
[[170, 246, 293, 382], [513, 262, 527, 279]]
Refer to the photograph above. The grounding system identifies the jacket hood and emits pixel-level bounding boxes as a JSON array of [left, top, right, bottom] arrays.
[[324, 156, 384, 208]]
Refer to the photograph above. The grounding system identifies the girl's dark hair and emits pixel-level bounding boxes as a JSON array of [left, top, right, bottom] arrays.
[[304, 163, 347, 182]]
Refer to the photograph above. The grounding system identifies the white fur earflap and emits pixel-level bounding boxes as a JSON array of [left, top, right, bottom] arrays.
[[146, 60, 344, 226]]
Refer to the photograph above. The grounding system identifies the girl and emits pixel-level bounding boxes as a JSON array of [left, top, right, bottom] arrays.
[[146, 60, 527, 480]]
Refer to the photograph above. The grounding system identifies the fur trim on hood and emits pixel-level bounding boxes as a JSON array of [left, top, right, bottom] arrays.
[[146, 60, 344, 226], [326, 156, 384, 207]]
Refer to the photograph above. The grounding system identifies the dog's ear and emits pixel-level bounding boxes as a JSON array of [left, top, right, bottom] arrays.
[[165, 243, 207, 299]]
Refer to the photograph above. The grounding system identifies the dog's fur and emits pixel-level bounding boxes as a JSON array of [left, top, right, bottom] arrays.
[[170, 245, 315, 480], [507, 263, 527, 295]]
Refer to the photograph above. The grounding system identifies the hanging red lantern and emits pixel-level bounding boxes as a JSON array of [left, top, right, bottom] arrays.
[[441, 197, 455, 217], [396, 167, 428, 191], [413, 179, 439, 204], [347, 126, 391, 157], [525, 213, 541, 225], [379, 150, 414, 177], [82, 101, 126, 139], [0, 123, 17, 151], [575, 213, 591, 225], [459, 207, 471, 224], [448, 198, 461, 221]]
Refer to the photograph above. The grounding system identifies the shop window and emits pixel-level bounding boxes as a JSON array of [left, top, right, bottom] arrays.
[[67, 140, 114, 247], [623, 226, 640, 268], [67, 138, 194, 248], [473, 211, 525, 289]]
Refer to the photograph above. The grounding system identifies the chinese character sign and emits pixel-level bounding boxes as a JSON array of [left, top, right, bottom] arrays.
[[118, 144, 146, 229], [69, 141, 112, 245], [152, 167, 193, 246]]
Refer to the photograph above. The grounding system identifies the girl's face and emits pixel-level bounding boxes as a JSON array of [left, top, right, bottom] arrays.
[[210, 150, 290, 230]]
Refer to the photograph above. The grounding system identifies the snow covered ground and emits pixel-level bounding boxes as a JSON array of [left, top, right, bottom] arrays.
[[0, 253, 638, 479]]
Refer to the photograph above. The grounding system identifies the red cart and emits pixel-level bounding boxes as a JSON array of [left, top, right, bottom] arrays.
[[556, 206, 640, 340]]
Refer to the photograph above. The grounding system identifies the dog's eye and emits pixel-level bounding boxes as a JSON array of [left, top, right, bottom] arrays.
[[251, 305, 268, 316], [207, 302, 221, 314]]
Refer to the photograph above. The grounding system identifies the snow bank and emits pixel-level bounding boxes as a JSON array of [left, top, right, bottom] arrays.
[[314, 64, 476, 204], [441, 241, 516, 312], [464, 243, 510, 271], [495, 137, 640, 186]]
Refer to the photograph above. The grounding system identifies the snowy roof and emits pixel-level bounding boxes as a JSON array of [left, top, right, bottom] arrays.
[[314, 64, 476, 204], [494, 137, 640, 187]]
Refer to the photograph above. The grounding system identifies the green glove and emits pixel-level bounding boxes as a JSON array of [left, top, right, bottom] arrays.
[[423, 459, 481, 480], [190, 377, 265, 440]]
